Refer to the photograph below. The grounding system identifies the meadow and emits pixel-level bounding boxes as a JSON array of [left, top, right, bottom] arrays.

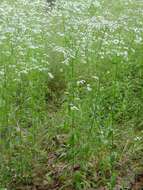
[[0, 0, 143, 189]]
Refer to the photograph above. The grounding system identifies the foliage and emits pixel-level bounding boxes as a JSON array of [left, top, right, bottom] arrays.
[[0, 0, 143, 189]]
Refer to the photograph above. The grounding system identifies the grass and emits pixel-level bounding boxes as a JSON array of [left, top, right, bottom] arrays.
[[0, 0, 143, 189]]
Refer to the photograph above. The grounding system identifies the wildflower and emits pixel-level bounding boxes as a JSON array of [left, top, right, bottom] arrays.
[[70, 103, 79, 111], [60, 68, 63, 72], [19, 69, 28, 75], [92, 76, 99, 80], [0, 70, 4, 76], [113, 39, 120, 45], [48, 72, 54, 79], [134, 136, 142, 141], [77, 80, 86, 85], [86, 84, 92, 91], [135, 36, 142, 44]]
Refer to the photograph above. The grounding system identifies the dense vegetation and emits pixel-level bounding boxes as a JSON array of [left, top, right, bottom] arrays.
[[0, 0, 143, 189]]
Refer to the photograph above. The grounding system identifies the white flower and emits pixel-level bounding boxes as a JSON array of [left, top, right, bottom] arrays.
[[70, 104, 79, 111], [135, 36, 142, 44], [92, 76, 99, 80], [134, 136, 142, 141], [86, 84, 92, 91], [60, 68, 63, 72], [113, 39, 119, 45], [77, 80, 86, 85], [48, 72, 54, 79]]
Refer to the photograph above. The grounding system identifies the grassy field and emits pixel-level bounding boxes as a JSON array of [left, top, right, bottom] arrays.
[[0, 0, 143, 189]]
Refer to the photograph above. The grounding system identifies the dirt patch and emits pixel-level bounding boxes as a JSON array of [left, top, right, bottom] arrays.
[[131, 173, 143, 190]]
